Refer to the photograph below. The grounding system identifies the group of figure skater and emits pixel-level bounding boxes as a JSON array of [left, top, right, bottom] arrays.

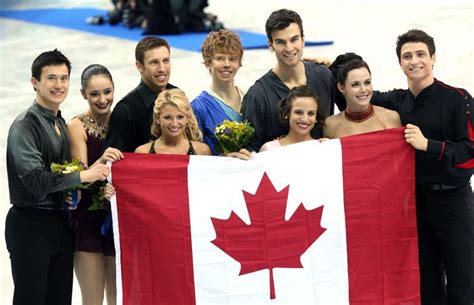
[[5, 7, 473, 305]]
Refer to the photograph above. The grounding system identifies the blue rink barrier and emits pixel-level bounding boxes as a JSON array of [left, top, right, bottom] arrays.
[[0, 8, 334, 52]]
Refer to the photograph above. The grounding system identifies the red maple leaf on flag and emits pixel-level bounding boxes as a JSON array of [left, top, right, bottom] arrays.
[[211, 172, 326, 300]]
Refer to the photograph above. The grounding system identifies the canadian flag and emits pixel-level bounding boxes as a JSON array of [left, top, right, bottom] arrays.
[[110, 128, 420, 305]]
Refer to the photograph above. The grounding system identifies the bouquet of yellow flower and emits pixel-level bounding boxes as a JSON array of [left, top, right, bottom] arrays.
[[50, 159, 87, 209], [50, 159, 85, 174], [214, 120, 255, 154]]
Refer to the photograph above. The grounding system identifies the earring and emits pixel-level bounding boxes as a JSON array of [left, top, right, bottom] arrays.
[[284, 116, 288, 119]]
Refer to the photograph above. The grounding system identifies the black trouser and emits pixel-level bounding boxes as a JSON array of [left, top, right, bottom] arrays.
[[416, 185, 473, 305], [5, 206, 74, 305]]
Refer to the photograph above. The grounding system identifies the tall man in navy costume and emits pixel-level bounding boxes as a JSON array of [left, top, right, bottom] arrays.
[[241, 9, 335, 152], [372, 29, 473, 305], [104, 36, 177, 152]]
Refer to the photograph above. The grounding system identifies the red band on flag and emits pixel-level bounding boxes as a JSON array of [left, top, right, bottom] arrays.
[[341, 128, 419, 304], [112, 154, 195, 305]]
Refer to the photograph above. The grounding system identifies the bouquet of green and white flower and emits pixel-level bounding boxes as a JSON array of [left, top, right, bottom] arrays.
[[50, 159, 87, 209]]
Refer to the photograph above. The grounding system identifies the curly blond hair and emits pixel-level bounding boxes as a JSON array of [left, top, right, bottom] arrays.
[[151, 89, 202, 141], [201, 29, 243, 65]]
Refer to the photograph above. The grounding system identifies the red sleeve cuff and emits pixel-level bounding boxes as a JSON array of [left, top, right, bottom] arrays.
[[426, 139, 444, 159], [438, 142, 446, 160]]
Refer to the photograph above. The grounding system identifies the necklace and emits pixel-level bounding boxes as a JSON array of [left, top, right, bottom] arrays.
[[344, 104, 374, 122], [80, 114, 107, 139]]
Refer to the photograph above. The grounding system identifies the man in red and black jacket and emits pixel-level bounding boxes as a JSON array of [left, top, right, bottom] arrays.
[[372, 29, 473, 305]]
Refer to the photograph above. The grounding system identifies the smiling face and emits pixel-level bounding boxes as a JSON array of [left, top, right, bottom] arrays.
[[31, 64, 70, 112], [287, 96, 318, 137], [81, 74, 114, 117], [158, 104, 189, 138], [206, 52, 241, 84], [338, 67, 373, 112], [269, 22, 305, 68], [136, 46, 171, 94], [399, 42, 435, 85]]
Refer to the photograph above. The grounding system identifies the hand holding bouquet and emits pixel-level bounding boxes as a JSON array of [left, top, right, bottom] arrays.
[[50, 159, 87, 209], [87, 147, 123, 210], [214, 120, 255, 155]]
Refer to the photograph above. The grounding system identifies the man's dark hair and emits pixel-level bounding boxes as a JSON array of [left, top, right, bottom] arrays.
[[396, 29, 435, 62], [135, 36, 170, 65], [31, 49, 71, 80], [265, 9, 303, 42]]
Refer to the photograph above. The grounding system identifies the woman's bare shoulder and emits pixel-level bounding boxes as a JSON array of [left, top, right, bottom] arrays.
[[326, 113, 344, 125], [323, 113, 344, 137], [192, 141, 212, 156], [135, 142, 153, 154], [374, 106, 401, 127], [67, 117, 86, 138]]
